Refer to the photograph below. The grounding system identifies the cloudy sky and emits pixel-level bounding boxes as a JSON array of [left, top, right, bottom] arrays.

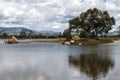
[[0, 0, 120, 32]]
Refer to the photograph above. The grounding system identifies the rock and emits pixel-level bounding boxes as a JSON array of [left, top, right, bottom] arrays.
[[72, 36, 80, 41], [11, 36, 17, 43], [8, 36, 18, 43], [78, 43, 82, 45], [64, 41, 70, 45], [70, 40, 75, 43]]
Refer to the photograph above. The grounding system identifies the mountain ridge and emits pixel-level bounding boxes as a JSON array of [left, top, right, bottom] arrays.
[[0, 27, 60, 36]]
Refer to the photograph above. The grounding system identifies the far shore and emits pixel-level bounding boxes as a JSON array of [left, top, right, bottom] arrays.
[[19, 38, 62, 43], [4, 38, 66, 44], [4, 37, 120, 45]]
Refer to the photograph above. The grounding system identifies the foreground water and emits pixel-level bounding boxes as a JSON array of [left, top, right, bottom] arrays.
[[0, 40, 120, 80]]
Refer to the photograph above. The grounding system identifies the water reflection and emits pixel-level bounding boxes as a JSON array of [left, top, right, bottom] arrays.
[[0, 41, 119, 80], [69, 53, 114, 80], [0, 42, 70, 80], [0, 54, 69, 80]]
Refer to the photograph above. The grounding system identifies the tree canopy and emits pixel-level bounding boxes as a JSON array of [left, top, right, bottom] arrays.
[[64, 8, 115, 39]]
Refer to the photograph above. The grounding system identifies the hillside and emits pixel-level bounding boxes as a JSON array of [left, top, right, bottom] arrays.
[[0, 27, 60, 37], [108, 31, 119, 36]]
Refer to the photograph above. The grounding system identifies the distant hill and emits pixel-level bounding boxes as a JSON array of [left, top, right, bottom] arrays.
[[0, 27, 60, 36], [108, 31, 119, 36], [0, 27, 39, 35]]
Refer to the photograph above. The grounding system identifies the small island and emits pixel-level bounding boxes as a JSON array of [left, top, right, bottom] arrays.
[[60, 8, 120, 45]]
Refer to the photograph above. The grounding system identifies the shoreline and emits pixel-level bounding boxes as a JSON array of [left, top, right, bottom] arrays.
[[60, 37, 120, 45], [5, 38, 65, 44], [4, 37, 120, 45]]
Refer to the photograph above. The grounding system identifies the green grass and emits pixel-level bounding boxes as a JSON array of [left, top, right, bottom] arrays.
[[60, 37, 120, 45], [81, 38, 113, 45]]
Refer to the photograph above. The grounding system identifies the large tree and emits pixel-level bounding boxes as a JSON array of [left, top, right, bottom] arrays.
[[63, 29, 71, 40], [67, 8, 115, 38]]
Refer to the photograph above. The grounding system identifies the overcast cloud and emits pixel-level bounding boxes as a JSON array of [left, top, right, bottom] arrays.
[[0, 0, 120, 32]]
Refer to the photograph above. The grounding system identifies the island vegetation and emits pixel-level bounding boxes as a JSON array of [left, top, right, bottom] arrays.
[[61, 8, 120, 45]]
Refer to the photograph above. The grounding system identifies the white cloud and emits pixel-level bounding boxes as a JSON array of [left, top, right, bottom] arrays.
[[0, 0, 119, 32]]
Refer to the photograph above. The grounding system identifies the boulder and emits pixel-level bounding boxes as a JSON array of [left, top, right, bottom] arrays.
[[70, 40, 75, 43], [11, 36, 17, 43], [8, 36, 18, 43], [78, 43, 82, 45], [72, 36, 80, 41], [64, 41, 70, 45]]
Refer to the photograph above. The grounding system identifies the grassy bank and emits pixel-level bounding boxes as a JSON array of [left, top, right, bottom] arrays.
[[81, 38, 113, 45], [60, 37, 120, 45], [5, 37, 120, 45], [5, 38, 63, 44]]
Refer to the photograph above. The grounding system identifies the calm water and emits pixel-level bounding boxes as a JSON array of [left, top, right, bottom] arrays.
[[0, 40, 120, 80]]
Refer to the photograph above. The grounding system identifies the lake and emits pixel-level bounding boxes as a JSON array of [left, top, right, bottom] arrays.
[[0, 40, 120, 80]]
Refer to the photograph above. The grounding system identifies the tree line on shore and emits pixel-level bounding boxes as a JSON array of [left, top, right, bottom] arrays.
[[0, 32, 62, 39]]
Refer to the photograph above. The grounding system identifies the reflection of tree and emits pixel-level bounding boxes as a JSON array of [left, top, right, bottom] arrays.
[[69, 53, 114, 80]]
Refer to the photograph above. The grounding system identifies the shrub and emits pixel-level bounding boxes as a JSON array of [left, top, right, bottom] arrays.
[[99, 38, 113, 43]]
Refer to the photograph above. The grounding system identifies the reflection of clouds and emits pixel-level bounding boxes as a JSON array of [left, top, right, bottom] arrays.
[[70, 67, 90, 80], [0, 42, 71, 80], [103, 51, 120, 80], [0, 54, 69, 80]]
